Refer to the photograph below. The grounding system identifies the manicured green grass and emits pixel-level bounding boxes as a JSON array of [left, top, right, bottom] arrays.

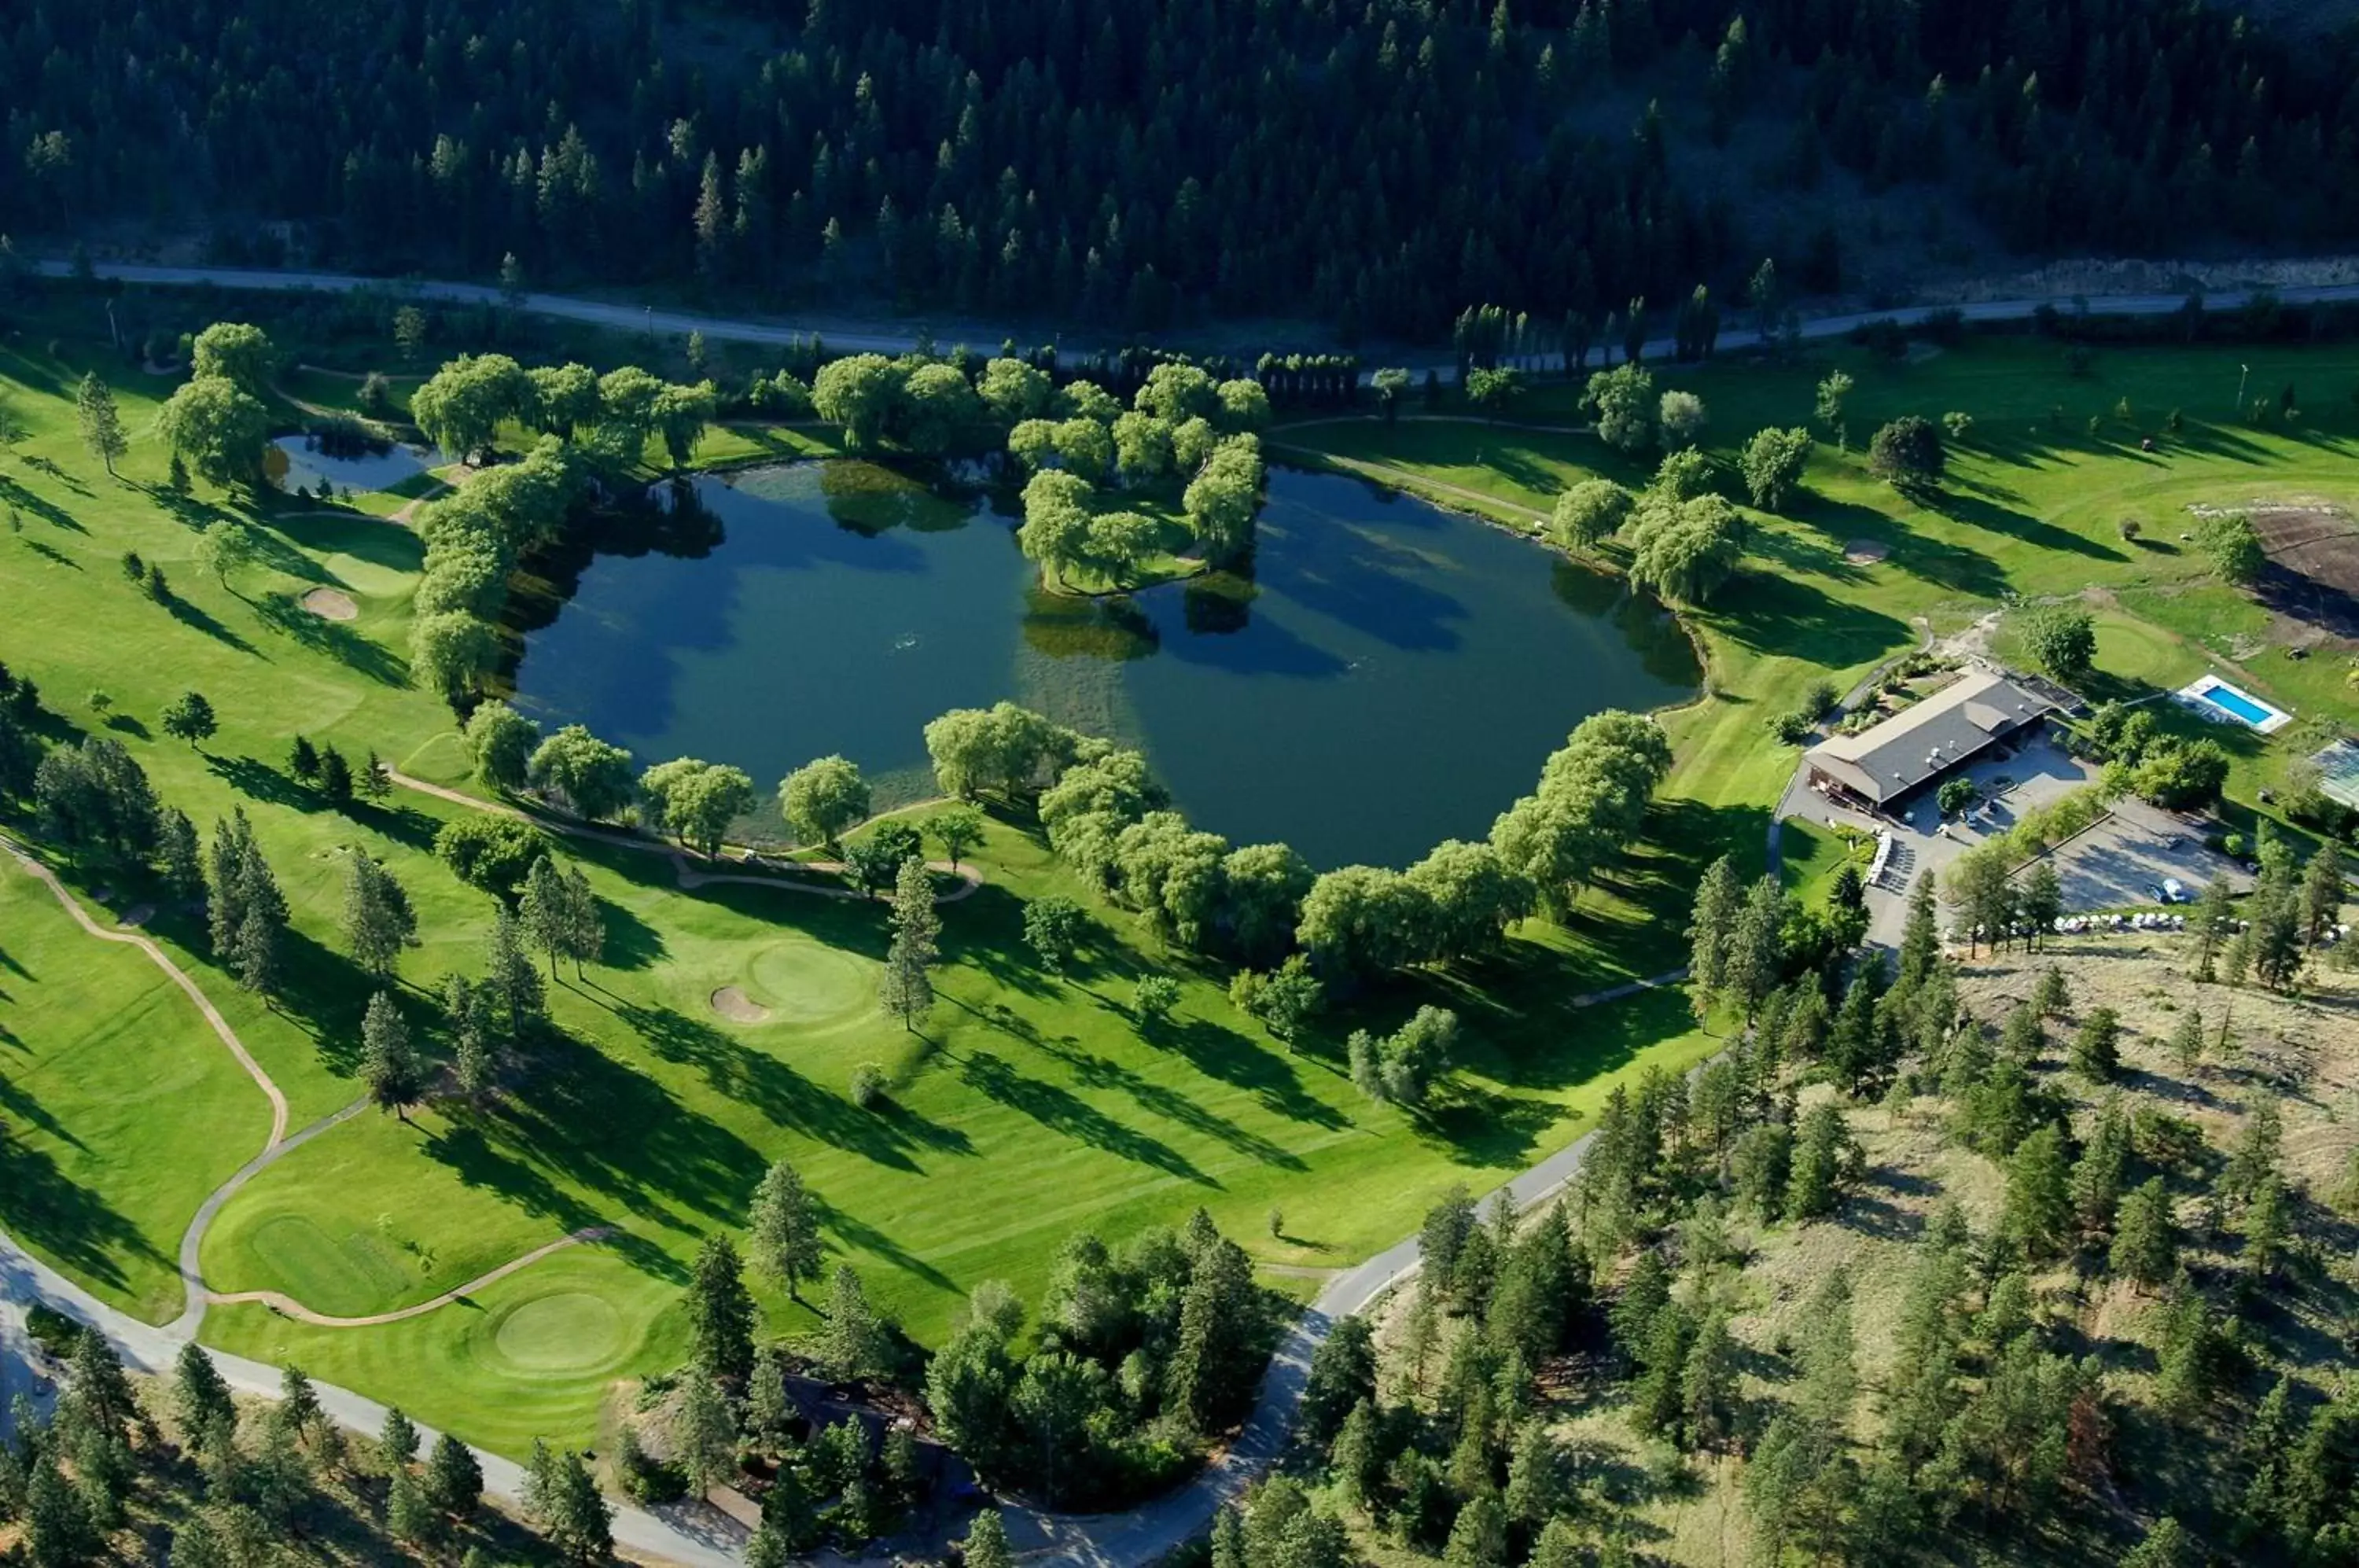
[[17, 319, 2359, 1462], [0, 859, 274, 1319], [0, 327, 1728, 1456]]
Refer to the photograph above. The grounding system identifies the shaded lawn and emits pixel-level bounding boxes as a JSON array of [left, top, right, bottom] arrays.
[[0, 861, 273, 1320]]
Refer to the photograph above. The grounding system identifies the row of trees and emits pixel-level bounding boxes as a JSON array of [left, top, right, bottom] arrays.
[[408, 437, 582, 706], [410, 351, 718, 469]]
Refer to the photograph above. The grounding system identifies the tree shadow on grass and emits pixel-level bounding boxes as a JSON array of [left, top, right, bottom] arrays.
[[204, 752, 330, 815], [0, 473, 83, 532], [596, 897, 668, 970], [1033, 1027, 1310, 1170], [254, 591, 408, 686], [346, 795, 441, 855], [0, 1138, 164, 1297], [1922, 484, 2128, 565], [163, 592, 263, 657], [16, 537, 80, 570], [484, 1026, 766, 1235], [1790, 493, 2008, 599], [955, 1048, 1213, 1186], [0, 1072, 81, 1147], [1162, 1016, 1351, 1132], [810, 1191, 960, 1295], [613, 1001, 947, 1172], [1691, 566, 1913, 670]]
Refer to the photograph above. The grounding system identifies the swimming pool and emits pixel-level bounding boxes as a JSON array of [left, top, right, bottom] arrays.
[[2175, 675, 2291, 734]]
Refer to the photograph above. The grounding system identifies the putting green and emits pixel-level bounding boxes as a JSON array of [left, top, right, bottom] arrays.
[[314, 552, 412, 598], [487, 1291, 629, 1375], [742, 936, 878, 1031]]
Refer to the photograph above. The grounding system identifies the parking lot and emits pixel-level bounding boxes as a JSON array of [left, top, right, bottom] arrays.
[[2033, 795, 2251, 912], [1781, 734, 2249, 948]]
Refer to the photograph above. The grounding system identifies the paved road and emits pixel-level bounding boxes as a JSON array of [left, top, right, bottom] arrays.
[[40, 259, 2359, 379]]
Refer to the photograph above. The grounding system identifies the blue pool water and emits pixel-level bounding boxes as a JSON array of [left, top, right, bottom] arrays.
[[2200, 683, 2274, 725]]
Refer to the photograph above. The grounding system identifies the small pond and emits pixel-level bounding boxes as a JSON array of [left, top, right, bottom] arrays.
[[510, 462, 1699, 867], [267, 433, 435, 497]]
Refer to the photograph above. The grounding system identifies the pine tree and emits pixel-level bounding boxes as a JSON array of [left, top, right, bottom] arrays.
[[2111, 1177, 2178, 1286], [2243, 1173, 2287, 1281], [880, 853, 940, 1029], [1433, 1487, 1500, 1568], [425, 1431, 484, 1518], [1787, 1102, 1848, 1219], [2071, 1099, 2130, 1234], [520, 854, 572, 979], [676, 1371, 738, 1496], [822, 1262, 885, 1382], [1168, 1237, 1258, 1431], [360, 991, 425, 1121], [2033, 964, 2070, 1019], [957, 1509, 1014, 1568], [289, 734, 320, 782], [1680, 1310, 1740, 1450], [1686, 854, 1741, 1015], [1330, 1400, 1385, 1511], [318, 745, 355, 804], [487, 907, 546, 1038], [749, 1158, 826, 1301], [561, 863, 602, 976], [530, 1447, 613, 1566], [159, 807, 204, 902], [388, 1463, 437, 1542], [75, 371, 127, 477], [343, 850, 418, 977], [2121, 1516, 2190, 1568], [2169, 1007, 2204, 1073], [229, 843, 288, 996], [173, 1342, 234, 1448], [2070, 1007, 2122, 1082], [686, 1235, 756, 1382], [1898, 870, 1941, 985], [446, 973, 500, 1099], [206, 808, 256, 957], [380, 1406, 420, 1469], [2302, 847, 2345, 944], [2002, 1126, 2074, 1259], [69, 1330, 139, 1436], [1629, 1301, 1693, 1441], [2191, 875, 2235, 982]]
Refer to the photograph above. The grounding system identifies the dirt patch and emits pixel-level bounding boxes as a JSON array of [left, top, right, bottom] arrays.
[[1843, 539, 1890, 565], [300, 587, 359, 622], [709, 985, 771, 1024], [2203, 499, 2359, 643], [117, 904, 155, 929]]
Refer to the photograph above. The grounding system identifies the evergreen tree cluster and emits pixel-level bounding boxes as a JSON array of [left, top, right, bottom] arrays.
[[925, 1209, 1273, 1509]]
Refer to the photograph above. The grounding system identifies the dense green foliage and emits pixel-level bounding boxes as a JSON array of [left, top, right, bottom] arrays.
[[17, 1, 2359, 337]]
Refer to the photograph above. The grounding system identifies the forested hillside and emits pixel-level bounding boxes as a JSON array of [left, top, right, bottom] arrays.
[[6, 1, 2359, 337]]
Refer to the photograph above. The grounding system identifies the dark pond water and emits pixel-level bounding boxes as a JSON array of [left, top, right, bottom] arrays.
[[510, 461, 1699, 867], [267, 433, 433, 495]]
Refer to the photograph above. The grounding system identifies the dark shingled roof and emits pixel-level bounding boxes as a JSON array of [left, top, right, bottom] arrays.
[[1805, 669, 2058, 805]]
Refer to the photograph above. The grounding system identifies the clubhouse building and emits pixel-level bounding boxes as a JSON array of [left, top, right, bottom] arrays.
[[1803, 668, 2062, 812]]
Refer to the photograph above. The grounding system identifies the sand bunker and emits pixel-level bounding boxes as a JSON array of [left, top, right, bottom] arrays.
[[300, 587, 359, 621], [1844, 539, 1891, 564], [118, 904, 155, 928], [710, 985, 772, 1023]]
